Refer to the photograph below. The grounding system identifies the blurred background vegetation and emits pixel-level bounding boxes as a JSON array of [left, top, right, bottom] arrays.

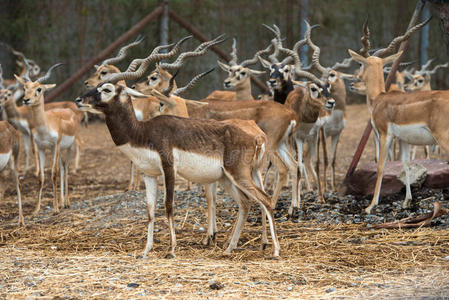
[[0, 0, 446, 102]]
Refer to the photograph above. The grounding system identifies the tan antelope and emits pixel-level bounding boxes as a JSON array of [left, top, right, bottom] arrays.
[[348, 18, 434, 214], [15, 64, 84, 215], [209, 38, 272, 101], [76, 66, 280, 258], [133, 34, 225, 95], [404, 59, 449, 92], [0, 121, 23, 225]]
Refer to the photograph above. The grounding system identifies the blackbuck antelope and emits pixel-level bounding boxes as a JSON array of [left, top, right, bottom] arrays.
[[348, 18, 434, 214], [133, 34, 225, 95], [76, 79, 280, 258], [0, 121, 23, 225], [148, 71, 274, 248], [15, 64, 84, 215], [209, 38, 272, 101], [404, 59, 449, 92], [85, 36, 191, 191]]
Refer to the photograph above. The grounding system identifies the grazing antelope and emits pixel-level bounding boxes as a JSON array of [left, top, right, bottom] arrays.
[[348, 18, 433, 214], [15, 65, 84, 215], [0, 121, 23, 225], [76, 79, 280, 258], [210, 38, 272, 101]]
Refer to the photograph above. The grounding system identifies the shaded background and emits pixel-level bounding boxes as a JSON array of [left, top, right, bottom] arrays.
[[0, 0, 446, 102]]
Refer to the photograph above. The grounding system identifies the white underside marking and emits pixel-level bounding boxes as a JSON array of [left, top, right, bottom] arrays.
[[173, 149, 223, 183], [118, 145, 224, 183], [118, 144, 162, 177], [10, 119, 31, 135], [0, 151, 11, 170], [389, 123, 437, 145], [134, 110, 143, 121], [34, 127, 75, 149]]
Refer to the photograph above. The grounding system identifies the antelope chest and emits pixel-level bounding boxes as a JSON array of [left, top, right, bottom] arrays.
[[0, 151, 11, 170], [134, 110, 144, 121], [389, 123, 437, 145], [173, 149, 223, 184], [296, 122, 318, 141], [118, 144, 162, 177], [324, 109, 345, 136], [33, 127, 75, 149]]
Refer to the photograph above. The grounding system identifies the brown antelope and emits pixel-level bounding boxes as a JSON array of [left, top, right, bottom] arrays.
[[148, 71, 273, 248], [0, 120, 23, 225], [404, 59, 449, 92], [210, 38, 272, 101], [76, 74, 280, 258], [85, 36, 191, 191], [15, 64, 84, 215], [348, 18, 433, 214]]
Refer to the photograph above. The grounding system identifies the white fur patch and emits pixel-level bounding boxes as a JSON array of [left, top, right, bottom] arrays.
[[134, 110, 143, 121], [0, 151, 11, 170], [33, 126, 75, 149], [389, 123, 437, 145], [173, 149, 223, 183], [118, 144, 162, 177], [324, 109, 345, 136]]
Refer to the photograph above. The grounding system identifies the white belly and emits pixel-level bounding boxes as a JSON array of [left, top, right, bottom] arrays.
[[0, 151, 11, 170], [118, 144, 162, 176], [389, 123, 437, 145], [10, 119, 30, 135], [324, 109, 345, 136], [173, 149, 223, 183], [34, 127, 75, 149]]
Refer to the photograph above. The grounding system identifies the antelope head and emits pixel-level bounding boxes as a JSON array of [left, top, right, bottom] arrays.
[[134, 34, 225, 94], [404, 60, 449, 92], [294, 80, 336, 111], [0, 88, 13, 107], [218, 38, 269, 90], [15, 63, 62, 106]]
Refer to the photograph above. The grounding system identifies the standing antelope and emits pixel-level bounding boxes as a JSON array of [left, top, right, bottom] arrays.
[[15, 65, 84, 215], [76, 80, 280, 258], [0, 121, 23, 225], [348, 18, 433, 214], [209, 38, 272, 101]]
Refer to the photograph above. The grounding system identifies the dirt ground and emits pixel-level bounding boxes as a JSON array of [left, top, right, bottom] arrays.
[[1, 104, 449, 299]]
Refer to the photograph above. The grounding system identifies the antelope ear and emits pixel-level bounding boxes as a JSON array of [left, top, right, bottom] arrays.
[[43, 84, 56, 90], [217, 60, 230, 72], [249, 69, 266, 76], [348, 49, 368, 65], [292, 80, 307, 88], [258, 56, 272, 69], [124, 87, 148, 98], [339, 72, 356, 80], [185, 99, 209, 108], [383, 51, 403, 65], [94, 65, 100, 70], [14, 74, 26, 85]]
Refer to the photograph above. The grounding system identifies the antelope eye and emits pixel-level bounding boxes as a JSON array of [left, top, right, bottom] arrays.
[[103, 88, 111, 93], [418, 79, 423, 83], [240, 71, 246, 76], [100, 71, 107, 75], [150, 76, 157, 81], [330, 73, 336, 77], [37, 87, 42, 93]]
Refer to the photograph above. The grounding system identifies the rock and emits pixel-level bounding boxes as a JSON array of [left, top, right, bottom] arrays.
[[127, 283, 139, 288], [342, 160, 449, 199], [209, 281, 224, 290], [397, 163, 427, 188], [326, 287, 336, 293]]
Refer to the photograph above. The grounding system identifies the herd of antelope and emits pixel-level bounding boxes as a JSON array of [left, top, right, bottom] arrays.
[[0, 16, 446, 258]]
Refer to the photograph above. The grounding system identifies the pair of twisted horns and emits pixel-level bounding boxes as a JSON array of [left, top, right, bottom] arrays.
[[159, 68, 215, 97], [101, 35, 145, 66], [227, 37, 273, 67]]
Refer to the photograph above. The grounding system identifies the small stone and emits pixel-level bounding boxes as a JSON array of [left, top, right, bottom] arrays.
[[241, 265, 247, 270], [224, 222, 231, 227], [127, 283, 139, 288], [209, 281, 224, 290], [326, 287, 336, 293], [51, 246, 57, 250], [199, 227, 205, 232], [287, 286, 293, 291], [444, 256, 449, 260]]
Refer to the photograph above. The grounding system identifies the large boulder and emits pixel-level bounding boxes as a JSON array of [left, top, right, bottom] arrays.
[[343, 159, 449, 197]]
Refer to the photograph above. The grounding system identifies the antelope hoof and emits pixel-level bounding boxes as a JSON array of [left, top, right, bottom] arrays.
[[260, 243, 268, 251], [202, 234, 216, 246], [268, 255, 280, 260], [364, 206, 373, 214], [32, 209, 40, 216], [164, 253, 175, 259], [402, 200, 411, 209]]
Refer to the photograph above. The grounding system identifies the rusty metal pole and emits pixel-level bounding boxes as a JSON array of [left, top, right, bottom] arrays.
[[342, 0, 426, 186], [46, 6, 163, 102]]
